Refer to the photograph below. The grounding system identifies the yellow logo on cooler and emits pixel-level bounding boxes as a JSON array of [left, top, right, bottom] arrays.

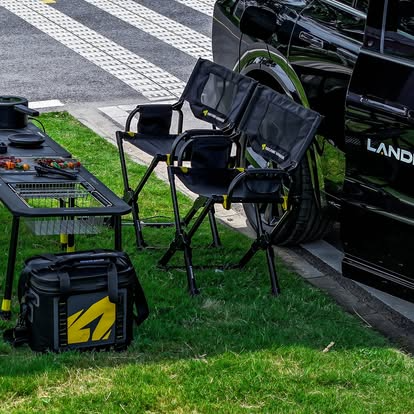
[[67, 296, 116, 344]]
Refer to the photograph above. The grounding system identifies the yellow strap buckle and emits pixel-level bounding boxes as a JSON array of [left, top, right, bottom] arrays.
[[222, 194, 230, 210], [1, 299, 11, 312], [282, 195, 288, 211]]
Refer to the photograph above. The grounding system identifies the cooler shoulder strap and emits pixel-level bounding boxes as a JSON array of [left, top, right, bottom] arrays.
[[132, 276, 149, 326]]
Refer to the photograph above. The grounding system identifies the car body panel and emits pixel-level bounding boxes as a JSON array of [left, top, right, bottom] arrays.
[[342, 0, 414, 298], [289, 0, 364, 148], [212, 0, 414, 302]]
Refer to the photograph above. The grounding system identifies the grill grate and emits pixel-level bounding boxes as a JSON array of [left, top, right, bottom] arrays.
[[9, 182, 113, 235], [10, 182, 111, 209], [24, 217, 109, 236]]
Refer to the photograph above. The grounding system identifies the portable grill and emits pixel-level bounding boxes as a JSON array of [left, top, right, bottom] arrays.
[[8, 180, 113, 235], [0, 107, 131, 320], [0, 166, 130, 320], [10, 181, 112, 207]]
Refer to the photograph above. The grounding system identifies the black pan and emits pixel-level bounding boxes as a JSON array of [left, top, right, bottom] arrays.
[[8, 133, 45, 148]]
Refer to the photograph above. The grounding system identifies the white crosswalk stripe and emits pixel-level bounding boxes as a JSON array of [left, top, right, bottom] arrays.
[[0, 0, 189, 100], [174, 0, 215, 16], [84, 0, 213, 60], [0, 0, 186, 101], [0, 0, 215, 104]]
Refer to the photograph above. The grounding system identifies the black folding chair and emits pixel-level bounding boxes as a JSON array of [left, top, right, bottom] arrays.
[[116, 58, 258, 248], [158, 85, 322, 296]]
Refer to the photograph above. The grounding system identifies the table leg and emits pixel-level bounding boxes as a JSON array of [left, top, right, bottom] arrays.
[[114, 215, 122, 251], [1, 216, 20, 320], [67, 198, 75, 252], [59, 198, 68, 251]]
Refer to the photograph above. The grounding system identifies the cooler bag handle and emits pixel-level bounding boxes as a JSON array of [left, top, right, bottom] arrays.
[[53, 250, 123, 266], [52, 251, 120, 303], [53, 251, 148, 322], [55, 262, 119, 304], [107, 262, 119, 304]]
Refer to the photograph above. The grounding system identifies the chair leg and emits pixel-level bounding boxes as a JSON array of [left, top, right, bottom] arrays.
[[237, 242, 259, 269], [159, 178, 215, 295], [187, 198, 216, 241], [158, 167, 183, 266], [265, 243, 280, 296], [182, 196, 207, 226], [158, 232, 199, 295], [182, 200, 215, 295], [208, 206, 221, 247], [183, 240, 199, 296], [133, 156, 162, 198], [237, 203, 280, 296], [255, 204, 280, 296], [183, 198, 221, 248], [125, 156, 162, 249], [131, 200, 147, 249], [158, 167, 200, 295]]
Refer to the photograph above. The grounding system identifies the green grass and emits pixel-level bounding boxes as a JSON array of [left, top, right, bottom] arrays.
[[0, 112, 413, 413]]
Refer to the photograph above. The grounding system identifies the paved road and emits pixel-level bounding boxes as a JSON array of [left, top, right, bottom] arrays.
[[0, 0, 214, 105]]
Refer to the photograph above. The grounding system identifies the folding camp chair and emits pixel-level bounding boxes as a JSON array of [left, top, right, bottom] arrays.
[[116, 58, 258, 248], [158, 85, 322, 296]]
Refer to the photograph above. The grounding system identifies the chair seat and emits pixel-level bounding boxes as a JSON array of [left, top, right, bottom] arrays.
[[124, 133, 178, 157], [173, 167, 239, 198], [173, 167, 284, 204]]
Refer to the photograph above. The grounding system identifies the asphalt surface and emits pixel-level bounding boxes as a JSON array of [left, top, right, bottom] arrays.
[[1, 0, 413, 351], [0, 0, 212, 103]]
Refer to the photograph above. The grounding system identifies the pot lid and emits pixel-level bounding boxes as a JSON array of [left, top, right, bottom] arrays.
[[0, 96, 28, 106]]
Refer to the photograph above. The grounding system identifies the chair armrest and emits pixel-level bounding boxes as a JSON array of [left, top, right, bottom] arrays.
[[224, 168, 291, 209]]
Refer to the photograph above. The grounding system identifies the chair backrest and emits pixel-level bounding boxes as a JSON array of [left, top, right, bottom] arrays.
[[175, 135, 233, 169], [180, 59, 258, 129], [238, 85, 322, 171]]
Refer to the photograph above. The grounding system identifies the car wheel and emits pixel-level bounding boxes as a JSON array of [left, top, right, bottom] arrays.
[[241, 144, 333, 246]]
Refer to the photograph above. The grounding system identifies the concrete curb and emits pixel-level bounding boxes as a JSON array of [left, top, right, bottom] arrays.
[[285, 246, 414, 353]]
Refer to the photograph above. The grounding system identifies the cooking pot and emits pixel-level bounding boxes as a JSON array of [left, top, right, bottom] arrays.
[[0, 96, 39, 129]]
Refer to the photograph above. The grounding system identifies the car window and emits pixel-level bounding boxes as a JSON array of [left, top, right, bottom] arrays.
[[354, 0, 369, 13], [305, 1, 337, 24], [384, 0, 414, 59], [301, 1, 365, 43], [398, 1, 414, 36]]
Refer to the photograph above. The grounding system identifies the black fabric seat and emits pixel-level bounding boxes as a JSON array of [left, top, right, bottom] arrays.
[[122, 134, 178, 157], [116, 58, 258, 248], [158, 85, 322, 296], [170, 168, 241, 198]]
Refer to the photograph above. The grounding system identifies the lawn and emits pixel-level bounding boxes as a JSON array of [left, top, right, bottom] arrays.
[[0, 112, 413, 413]]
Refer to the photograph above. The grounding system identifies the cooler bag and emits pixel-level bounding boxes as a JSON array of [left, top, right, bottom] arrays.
[[4, 249, 149, 352]]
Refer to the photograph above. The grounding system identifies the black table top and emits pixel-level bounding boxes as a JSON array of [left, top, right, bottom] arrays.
[[0, 124, 130, 217], [0, 123, 71, 158], [0, 166, 130, 217]]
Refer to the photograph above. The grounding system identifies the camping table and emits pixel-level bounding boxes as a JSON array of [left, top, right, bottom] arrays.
[[0, 126, 130, 319]]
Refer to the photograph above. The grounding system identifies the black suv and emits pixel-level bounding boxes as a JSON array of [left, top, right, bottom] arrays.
[[212, 0, 414, 301]]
